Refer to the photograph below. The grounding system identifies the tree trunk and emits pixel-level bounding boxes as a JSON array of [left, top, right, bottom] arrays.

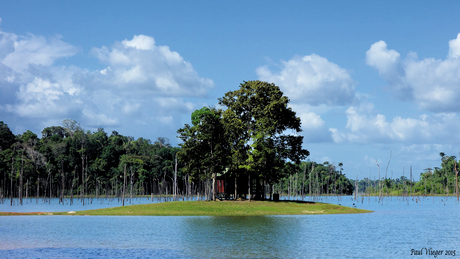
[[19, 150, 23, 205], [248, 173, 251, 202], [10, 147, 15, 206], [122, 164, 126, 206], [174, 154, 178, 201], [455, 162, 459, 202], [212, 172, 216, 201], [70, 166, 76, 205], [295, 172, 298, 200], [60, 161, 64, 204], [234, 175, 238, 200], [410, 166, 413, 197], [309, 165, 312, 199], [130, 166, 133, 203], [302, 164, 306, 200], [85, 156, 88, 202], [37, 177, 40, 203]]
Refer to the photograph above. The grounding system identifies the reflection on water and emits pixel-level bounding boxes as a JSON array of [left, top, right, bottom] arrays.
[[0, 196, 459, 258], [180, 216, 307, 258], [0, 196, 160, 212]]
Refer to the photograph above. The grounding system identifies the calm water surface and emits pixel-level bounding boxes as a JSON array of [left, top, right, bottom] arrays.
[[0, 196, 458, 258]]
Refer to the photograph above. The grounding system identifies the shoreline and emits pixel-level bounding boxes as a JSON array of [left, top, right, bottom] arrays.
[[0, 200, 372, 216]]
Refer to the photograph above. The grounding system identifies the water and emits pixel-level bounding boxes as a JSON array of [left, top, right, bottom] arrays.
[[0, 196, 459, 258]]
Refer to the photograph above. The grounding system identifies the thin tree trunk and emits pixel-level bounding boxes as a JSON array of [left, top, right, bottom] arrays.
[[302, 164, 306, 200], [174, 154, 178, 201], [309, 165, 312, 199], [10, 147, 15, 206], [455, 162, 459, 202], [410, 166, 413, 197], [295, 172, 298, 200], [234, 175, 238, 200], [37, 177, 40, 203], [70, 166, 76, 205], [424, 176, 427, 197], [19, 149, 23, 205], [130, 166, 133, 203], [248, 173, 251, 202], [60, 161, 64, 204], [81, 144, 84, 203], [85, 156, 88, 203], [122, 164, 127, 206]]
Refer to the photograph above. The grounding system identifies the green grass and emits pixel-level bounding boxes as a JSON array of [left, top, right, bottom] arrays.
[[50, 200, 372, 216]]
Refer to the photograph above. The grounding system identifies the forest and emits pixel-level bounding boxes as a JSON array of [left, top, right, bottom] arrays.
[[354, 153, 459, 199], [0, 81, 458, 206], [0, 81, 353, 205], [0, 123, 355, 205]]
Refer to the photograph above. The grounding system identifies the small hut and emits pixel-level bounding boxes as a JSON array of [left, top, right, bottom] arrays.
[[215, 169, 265, 200]]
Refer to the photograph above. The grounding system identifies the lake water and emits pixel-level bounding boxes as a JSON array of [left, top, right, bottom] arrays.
[[0, 196, 459, 258]]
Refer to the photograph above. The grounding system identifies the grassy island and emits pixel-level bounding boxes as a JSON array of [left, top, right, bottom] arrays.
[[47, 200, 372, 216]]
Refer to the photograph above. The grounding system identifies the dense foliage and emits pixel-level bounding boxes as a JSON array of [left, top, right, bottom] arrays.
[[3, 81, 457, 204], [355, 154, 459, 197], [178, 81, 310, 200], [0, 120, 182, 205]]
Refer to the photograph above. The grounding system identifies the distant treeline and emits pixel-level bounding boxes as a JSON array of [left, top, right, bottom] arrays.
[[0, 119, 355, 205], [353, 154, 459, 198]]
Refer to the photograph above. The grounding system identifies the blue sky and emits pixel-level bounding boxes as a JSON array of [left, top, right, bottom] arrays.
[[1, 1, 460, 180]]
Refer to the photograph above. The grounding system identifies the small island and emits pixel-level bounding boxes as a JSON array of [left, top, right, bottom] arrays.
[[47, 200, 371, 216]]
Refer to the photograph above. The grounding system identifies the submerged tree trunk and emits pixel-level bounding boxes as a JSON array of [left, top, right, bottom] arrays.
[[130, 166, 133, 203], [70, 166, 76, 205], [37, 177, 40, 203], [19, 150, 24, 205], [60, 161, 65, 204], [174, 154, 178, 201], [122, 164, 127, 206], [10, 147, 15, 206], [81, 145, 85, 205], [309, 165, 312, 199], [302, 164, 306, 200], [455, 162, 459, 202]]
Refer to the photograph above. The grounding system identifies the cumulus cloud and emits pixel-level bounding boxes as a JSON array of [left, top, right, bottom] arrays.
[[0, 28, 213, 137], [7, 77, 77, 118], [330, 103, 460, 144], [366, 34, 460, 112], [257, 54, 356, 106], [299, 112, 333, 143], [285, 103, 333, 143], [92, 35, 214, 97], [2, 33, 78, 72]]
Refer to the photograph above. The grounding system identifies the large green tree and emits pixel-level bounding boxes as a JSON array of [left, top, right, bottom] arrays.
[[218, 80, 309, 199], [178, 107, 228, 200]]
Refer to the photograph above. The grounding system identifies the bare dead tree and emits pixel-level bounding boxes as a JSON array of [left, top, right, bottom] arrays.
[[455, 161, 459, 202], [10, 147, 15, 206]]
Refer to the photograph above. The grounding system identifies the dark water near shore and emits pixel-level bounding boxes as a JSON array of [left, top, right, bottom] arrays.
[[1, 196, 459, 258]]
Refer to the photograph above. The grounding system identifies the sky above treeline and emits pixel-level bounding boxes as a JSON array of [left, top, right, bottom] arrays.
[[1, 1, 460, 180]]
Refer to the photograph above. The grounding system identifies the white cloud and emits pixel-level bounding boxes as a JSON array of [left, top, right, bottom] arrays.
[[257, 54, 356, 106], [448, 34, 460, 59], [2, 33, 78, 72], [0, 28, 214, 136], [365, 41, 401, 79], [122, 35, 155, 50], [92, 35, 214, 97], [288, 103, 333, 143], [366, 34, 460, 112], [331, 103, 460, 144], [7, 77, 78, 118]]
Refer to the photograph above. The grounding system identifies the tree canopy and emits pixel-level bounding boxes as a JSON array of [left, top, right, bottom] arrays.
[[178, 80, 310, 199]]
